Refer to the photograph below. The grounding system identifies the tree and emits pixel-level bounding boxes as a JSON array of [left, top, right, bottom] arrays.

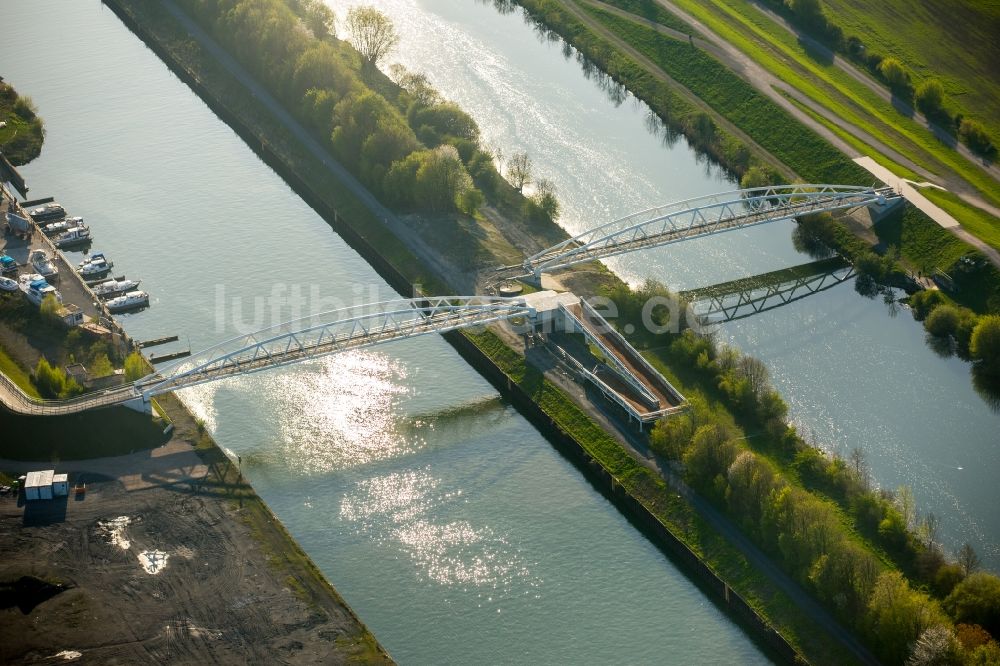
[[867, 571, 948, 664], [959, 119, 995, 155], [879, 57, 910, 91], [300, 0, 336, 39], [39, 293, 61, 322], [506, 151, 532, 192], [896, 484, 916, 529], [531, 178, 560, 221], [124, 351, 147, 382], [345, 6, 399, 67], [958, 543, 982, 577], [970, 315, 1000, 375], [416, 145, 473, 211], [388, 64, 441, 106], [944, 573, 1000, 636], [739, 165, 774, 190], [915, 79, 946, 117], [905, 625, 960, 666]]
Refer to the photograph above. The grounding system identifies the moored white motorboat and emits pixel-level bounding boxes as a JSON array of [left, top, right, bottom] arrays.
[[92, 277, 140, 300], [29, 249, 59, 279], [105, 290, 149, 313], [18, 274, 62, 306], [78, 252, 113, 278], [54, 225, 92, 249], [29, 202, 65, 221]]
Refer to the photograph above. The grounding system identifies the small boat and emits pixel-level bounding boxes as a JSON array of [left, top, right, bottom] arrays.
[[0, 276, 18, 292], [78, 258, 113, 278], [0, 254, 16, 275], [105, 290, 149, 313], [29, 202, 66, 221], [78, 252, 113, 278], [42, 217, 82, 236], [29, 249, 59, 279], [54, 225, 92, 249], [92, 277, 140, 300], [18, 274, 62, 306], [77, 251, 110, 269]]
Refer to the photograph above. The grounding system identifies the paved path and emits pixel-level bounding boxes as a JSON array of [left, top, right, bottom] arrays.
[[855, 156, 1000, 267]]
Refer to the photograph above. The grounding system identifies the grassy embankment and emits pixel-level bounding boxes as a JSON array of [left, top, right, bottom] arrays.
[[0, 82, 44, 166], [568, 2, 1000, 311], [819, 0, 1000, 145], [603, 0, 1000, 216]]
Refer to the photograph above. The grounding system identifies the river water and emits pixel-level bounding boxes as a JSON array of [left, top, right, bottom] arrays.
[[1, 1, 771, 663], [332, 0, 1000, 569]]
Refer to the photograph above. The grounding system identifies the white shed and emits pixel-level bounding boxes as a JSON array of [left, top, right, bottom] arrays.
[[52, 474, 69, 497], [24, 469, 55, 501]]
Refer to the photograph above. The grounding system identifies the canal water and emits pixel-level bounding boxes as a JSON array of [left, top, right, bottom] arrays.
[[1, 1, 770, 663], [334, 0, 1000, 569]]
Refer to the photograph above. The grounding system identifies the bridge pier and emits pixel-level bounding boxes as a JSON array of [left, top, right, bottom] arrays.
[[123, 395, 153, 414]]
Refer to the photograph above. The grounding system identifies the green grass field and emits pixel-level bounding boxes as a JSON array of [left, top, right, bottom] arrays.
[[628, 0, 1000, 211], [0, 346, 40, 399], [584, 6, 870, 185], [822, 0, 1000, 143], [922, 188, 1000, 253]]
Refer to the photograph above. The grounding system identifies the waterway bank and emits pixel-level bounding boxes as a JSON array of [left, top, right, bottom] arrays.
[[95, 0, 882, 662]]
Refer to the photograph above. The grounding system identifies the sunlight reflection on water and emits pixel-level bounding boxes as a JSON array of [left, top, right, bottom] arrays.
[[341, 468, 538, 594], [181, 351, 415, 472]]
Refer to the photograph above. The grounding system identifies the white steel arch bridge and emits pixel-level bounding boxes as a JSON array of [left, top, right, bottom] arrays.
[[516, 184, 897, 279], [0, 184, 899, 415]]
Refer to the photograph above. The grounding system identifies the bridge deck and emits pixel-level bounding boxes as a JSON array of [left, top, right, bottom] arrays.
[[562, 301, 684, 417]]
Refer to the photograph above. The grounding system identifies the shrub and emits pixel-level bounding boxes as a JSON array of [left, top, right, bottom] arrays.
[[970, 315, 1000, 375], [959, 119, 995, 156], [908, 289, 947, 320], [124, 351, 147, 382], [915, 79, 947, 118], [878, 57, 910, 92], [944, 573, 1000, 637]]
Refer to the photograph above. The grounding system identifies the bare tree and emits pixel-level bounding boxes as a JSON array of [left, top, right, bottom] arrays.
[[849, 446, 869, 490], [896, 485, 916, 529], [387, 64, 440, 106], [957, 543, 981, 576], [919, 512, 939, 549], [506, 151, 532, 192], [345, 6, 400, 66]]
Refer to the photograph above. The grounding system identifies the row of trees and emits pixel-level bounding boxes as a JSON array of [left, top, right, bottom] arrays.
[[182, 0, 560, 224], [647, 327, 1000, 664]]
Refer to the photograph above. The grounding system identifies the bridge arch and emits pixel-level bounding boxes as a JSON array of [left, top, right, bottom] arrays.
[[521, 184, 897, 277]]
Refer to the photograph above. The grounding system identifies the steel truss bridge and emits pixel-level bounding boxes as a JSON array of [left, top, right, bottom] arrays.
[[0, 185, 898, 415], [681, 257, 857, 325], [517, 184, 896, 279]]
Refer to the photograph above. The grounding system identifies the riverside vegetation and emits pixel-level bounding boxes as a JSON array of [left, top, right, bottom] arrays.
[[0, 81, 45, 166], [108, 0, 1000, 663]]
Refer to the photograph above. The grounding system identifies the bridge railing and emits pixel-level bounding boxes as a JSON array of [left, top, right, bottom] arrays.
[[0, 369, 137, 416]]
